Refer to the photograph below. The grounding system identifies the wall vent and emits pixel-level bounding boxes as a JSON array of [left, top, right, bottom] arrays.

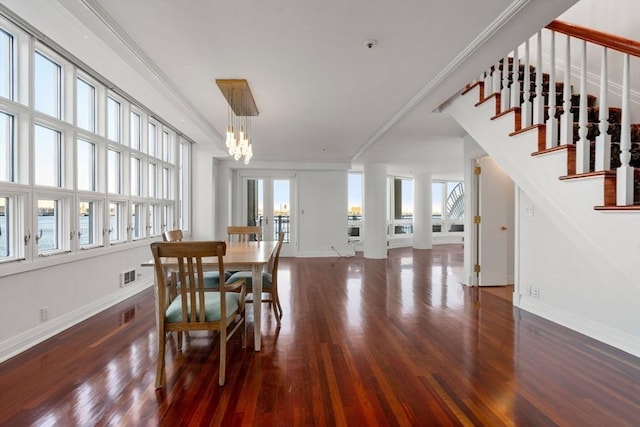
[[120, 269, 136, 287]]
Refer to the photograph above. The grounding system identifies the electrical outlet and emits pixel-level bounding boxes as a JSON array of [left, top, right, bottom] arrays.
[[533, 287, 540, 298], [40, 306, 49, 321]]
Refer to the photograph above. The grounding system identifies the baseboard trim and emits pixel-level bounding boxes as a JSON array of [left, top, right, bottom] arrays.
[[0, 279, 153, 363], [516, 298, 640, 357]]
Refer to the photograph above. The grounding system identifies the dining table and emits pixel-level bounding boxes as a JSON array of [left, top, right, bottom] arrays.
[[141, 240, 278, 351]]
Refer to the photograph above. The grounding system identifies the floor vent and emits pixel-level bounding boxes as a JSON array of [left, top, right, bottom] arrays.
[[120, 269, 136, 287]]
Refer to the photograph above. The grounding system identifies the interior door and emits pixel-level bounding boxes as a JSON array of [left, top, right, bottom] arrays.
[[242, 174, 296, 256], [476, 156, 514, 286]]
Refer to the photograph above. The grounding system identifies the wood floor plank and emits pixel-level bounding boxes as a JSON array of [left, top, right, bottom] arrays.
[[1, 245, 638, 426]]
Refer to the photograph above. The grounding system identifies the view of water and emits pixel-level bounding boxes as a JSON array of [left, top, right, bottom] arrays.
[[0, 215, 117, 256]]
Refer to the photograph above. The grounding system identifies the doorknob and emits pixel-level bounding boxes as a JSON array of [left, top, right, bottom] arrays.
[[500, 225, 508, 231]]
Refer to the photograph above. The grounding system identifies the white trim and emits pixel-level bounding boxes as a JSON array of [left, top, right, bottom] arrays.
[[516, 298, 640, 357], [0, 278, 153, 363]]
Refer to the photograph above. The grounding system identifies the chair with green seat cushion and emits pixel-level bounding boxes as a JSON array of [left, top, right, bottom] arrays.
[[150, 240, 246, 388], [162, 229, 230, 289], [227, 231, 284, 324], [165, 291, 243, 323], [185, 270, 232, 289]]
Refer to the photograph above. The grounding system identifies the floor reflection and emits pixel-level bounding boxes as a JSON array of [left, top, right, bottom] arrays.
[[4, 244, 635, 425]]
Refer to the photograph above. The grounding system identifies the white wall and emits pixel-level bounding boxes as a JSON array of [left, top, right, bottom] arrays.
[[191, 144, 218, 240], [297, 170, 352, 257], [0, 245, 154, 361], [559, 0, 639, 40], [517, 189, 640, 356], [445, 83, 640, 356]]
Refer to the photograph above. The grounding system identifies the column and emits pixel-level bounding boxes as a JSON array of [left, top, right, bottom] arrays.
[[413, 173, 432, 250], [363, 163, 387, 259]]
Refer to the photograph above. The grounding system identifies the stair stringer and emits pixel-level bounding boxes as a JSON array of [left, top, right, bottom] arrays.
[[443, 85, 640, 354]]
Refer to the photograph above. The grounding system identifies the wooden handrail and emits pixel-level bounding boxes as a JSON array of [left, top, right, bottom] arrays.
[[546, 20, 640, 58]]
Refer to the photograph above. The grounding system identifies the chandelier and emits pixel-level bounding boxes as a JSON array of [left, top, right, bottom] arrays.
[[216, 79, 259, 164]]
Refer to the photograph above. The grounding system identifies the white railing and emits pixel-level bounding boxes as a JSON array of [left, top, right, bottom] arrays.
[[477, 20, 639, 205]]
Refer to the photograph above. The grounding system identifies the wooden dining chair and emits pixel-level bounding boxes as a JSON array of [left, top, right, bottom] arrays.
[[150, 241, 246, 387], [227, 225, 263, 242], [227, 231, 285, 324], [162, 229, 184, 242], [163, 229, 226, 289]]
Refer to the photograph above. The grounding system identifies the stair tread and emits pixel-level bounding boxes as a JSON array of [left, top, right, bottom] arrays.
[[472, 63, 640, 205], [594, 205, 640, 211]]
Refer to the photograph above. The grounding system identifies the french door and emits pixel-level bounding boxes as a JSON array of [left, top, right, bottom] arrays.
[[240, 173, 296, 256]]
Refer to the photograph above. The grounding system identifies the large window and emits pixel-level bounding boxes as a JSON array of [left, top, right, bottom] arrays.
[[432, 180, 464, 234], [162, 167, 170, 199], [34, 51, 61, 119], [0, 29, 14, 101], [77, 139, 95, 191], [347, 172, 362, 241], [0, 16, 190, 271], [130, 111, 141, 151], [78, 200, 102, 248], [36, 198, 67, 255], [0, 111, 14, 182], [77, 78, 96, 132], [34, 125, 62, 187], [148, 163, 157, 198], [108, 201, 126, 244], [148, 122, 157, 157], [148, 203, 160, 236], [107, 96, 121, 143], [130, 157, 141, 196], [162, 130, 170, 162], [0, 196, 14, 259], [389, 177, 413, 237], [107, 149, 122, 194], [131, 202, 145, 240]]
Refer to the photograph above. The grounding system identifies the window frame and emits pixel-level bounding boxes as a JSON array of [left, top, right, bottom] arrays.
[[34, 192, 71, 257], [77, 197, 104, 250], [388, 176, 413, 238], [147, 120, 158, 158], [33, 48, 63, 120], [130, 200, 146, 241], [432, 179, 465, 235], [107, 147, 122, 195], [0, 191, 25, 262], [76, 74, 97, 133], [107, 199, 127, 245], [106, 94, 122, 143], [33, 122, 64, 188], [0, 17, 192, 276], [0, 109, 15, 183], [0, 26, 16, 102]]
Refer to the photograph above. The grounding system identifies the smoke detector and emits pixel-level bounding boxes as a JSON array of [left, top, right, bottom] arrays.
[[364, 39, 377, 49]]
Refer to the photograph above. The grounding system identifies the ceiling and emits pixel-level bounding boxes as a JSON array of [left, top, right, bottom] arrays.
[[43, 0, 577, 175]]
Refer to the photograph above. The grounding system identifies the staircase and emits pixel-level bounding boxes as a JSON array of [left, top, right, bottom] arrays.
[[466, 20, 639, 209], [442, 20, 639, 355]]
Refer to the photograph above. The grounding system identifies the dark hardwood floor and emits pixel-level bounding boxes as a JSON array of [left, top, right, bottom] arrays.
[[1, 245, 638, 426]]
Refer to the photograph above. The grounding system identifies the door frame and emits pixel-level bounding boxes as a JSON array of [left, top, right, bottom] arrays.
[[237, 170, 297, 257], [473, 156, 515, 286]]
